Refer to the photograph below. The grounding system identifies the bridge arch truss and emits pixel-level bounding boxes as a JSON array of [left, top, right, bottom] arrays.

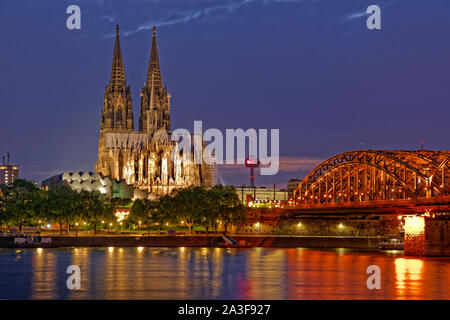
[[294, 150, 450, 204]]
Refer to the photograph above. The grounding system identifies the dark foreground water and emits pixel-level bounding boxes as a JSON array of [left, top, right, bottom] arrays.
[[0, 247, 449, 299]]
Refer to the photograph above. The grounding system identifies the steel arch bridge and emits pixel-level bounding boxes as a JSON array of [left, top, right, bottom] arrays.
[[293, 150, 450, 205]]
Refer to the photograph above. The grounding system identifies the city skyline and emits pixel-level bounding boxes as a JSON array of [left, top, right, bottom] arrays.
[[1, 1, 450, 304], [1, 0, 450, 187]]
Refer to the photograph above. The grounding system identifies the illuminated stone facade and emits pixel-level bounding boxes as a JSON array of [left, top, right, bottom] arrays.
[[95, 26, 211, 196], [404, 216, 426, 256]]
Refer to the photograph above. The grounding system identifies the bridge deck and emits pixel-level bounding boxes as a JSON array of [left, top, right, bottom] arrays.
[[249, 196, 450, 218]]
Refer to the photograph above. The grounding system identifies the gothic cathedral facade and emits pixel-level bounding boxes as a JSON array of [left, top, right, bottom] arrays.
[[95, 25, 212, 197]]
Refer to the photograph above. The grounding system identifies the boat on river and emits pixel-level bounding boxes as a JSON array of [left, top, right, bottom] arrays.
[[377, 238, 404, 250]]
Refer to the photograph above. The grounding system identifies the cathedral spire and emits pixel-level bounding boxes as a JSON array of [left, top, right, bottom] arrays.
[[110, 24, 126, 89], [146, 73, 155, 134], [139, 25, 170, 134], [146, 26, 162, 89], [100, 24, 134, 133]]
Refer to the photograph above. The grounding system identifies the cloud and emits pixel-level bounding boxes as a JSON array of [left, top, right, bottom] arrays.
[[341, 11, 368, 23], [20, 165, 92, 183], [20, 168, 63, 183], [215, 155, 322, 186], [117, 0, 305, 36], [122, 0, 253, 36], [218, 155, 322, 172], [101, 15, 116, 23]]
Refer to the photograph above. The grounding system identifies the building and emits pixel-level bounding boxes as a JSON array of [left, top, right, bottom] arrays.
[[42, 171, 147, 199], [0, 152, 19, 185], [95, 25, 211, 197], [235, 186, 288, 203], [287, 178, 302, 198]]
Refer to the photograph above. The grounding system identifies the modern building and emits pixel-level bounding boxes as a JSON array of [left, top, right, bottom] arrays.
[[95, 25, 212, 197], [234, 186, 289, 203], [287, 178, 302, 198], [42, 171, 147, 199], [0, 152, 19, 185]]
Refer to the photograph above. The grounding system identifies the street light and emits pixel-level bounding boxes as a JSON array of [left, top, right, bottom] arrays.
[[75, 223, 79, 237]]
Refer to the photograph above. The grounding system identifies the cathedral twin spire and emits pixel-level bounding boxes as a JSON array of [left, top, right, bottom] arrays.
[[147, 26, 163, 91], [102, 24, 170, 135], [109, 25, 126, 90], [139, 26, 171, 135]]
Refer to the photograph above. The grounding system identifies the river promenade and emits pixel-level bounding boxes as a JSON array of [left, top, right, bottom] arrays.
[[0, 234, 384, 249]]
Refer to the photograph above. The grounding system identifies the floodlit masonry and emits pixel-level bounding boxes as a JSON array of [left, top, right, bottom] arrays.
[[95, 25, 212, 196]]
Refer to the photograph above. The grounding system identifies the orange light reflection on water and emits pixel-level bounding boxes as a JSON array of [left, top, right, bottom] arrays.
[[395, 258, 424, 299], [21, 247, 450, 300]]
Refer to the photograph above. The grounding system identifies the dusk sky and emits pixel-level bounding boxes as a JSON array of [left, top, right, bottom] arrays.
[[1, 0, 450, 187]]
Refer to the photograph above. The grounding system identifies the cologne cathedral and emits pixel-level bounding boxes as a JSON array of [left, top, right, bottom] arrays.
[[95, 25, 212, 196]]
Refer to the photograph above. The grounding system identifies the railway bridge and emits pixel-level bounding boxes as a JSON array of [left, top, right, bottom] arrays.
[[293, 150, 450, 204], [249, 150, 450, 256]]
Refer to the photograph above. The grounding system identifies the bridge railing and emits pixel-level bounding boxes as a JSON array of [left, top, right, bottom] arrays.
[[289, 195, 450, 210]]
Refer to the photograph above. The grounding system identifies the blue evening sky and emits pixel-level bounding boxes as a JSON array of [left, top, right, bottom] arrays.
[[0, 0, 449, 187]]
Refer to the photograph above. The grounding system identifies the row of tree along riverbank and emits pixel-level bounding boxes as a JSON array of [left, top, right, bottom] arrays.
[[0, 180, 246, 235]]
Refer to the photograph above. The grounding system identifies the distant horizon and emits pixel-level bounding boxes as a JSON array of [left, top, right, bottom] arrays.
[[6, 145, 447, 189]]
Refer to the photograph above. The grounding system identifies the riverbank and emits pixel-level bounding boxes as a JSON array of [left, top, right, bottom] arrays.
[[0, 235, 385, 249]]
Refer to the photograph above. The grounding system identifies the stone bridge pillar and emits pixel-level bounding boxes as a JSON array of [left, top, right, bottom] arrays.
[[404, 216, 425, 256], [404, 215, 450, 256]]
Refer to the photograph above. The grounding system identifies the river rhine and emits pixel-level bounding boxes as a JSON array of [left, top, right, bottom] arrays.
[[1, 247, 449, 299]]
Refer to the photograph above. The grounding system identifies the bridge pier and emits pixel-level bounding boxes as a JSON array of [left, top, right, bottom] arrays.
[[404, 216, 425, 256], [404, 216, 450, 256]]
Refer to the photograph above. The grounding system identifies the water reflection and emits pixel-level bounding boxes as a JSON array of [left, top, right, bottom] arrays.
[[0, 247, 449, 299], [395, 258, 424, 299], [31, 248, 57, 299]]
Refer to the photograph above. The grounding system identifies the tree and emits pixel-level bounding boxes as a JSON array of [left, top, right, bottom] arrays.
[[46, 185, 80, 235], [80, 190, 114, 236], [170, 186, 205, 234], [198, 187, 217, 235], [130, 198, 152, 234], [154, 195, 174, 233], [213, 185, 246, 235], [0, 179, 41, 232], [0, 188, 6, 225]]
